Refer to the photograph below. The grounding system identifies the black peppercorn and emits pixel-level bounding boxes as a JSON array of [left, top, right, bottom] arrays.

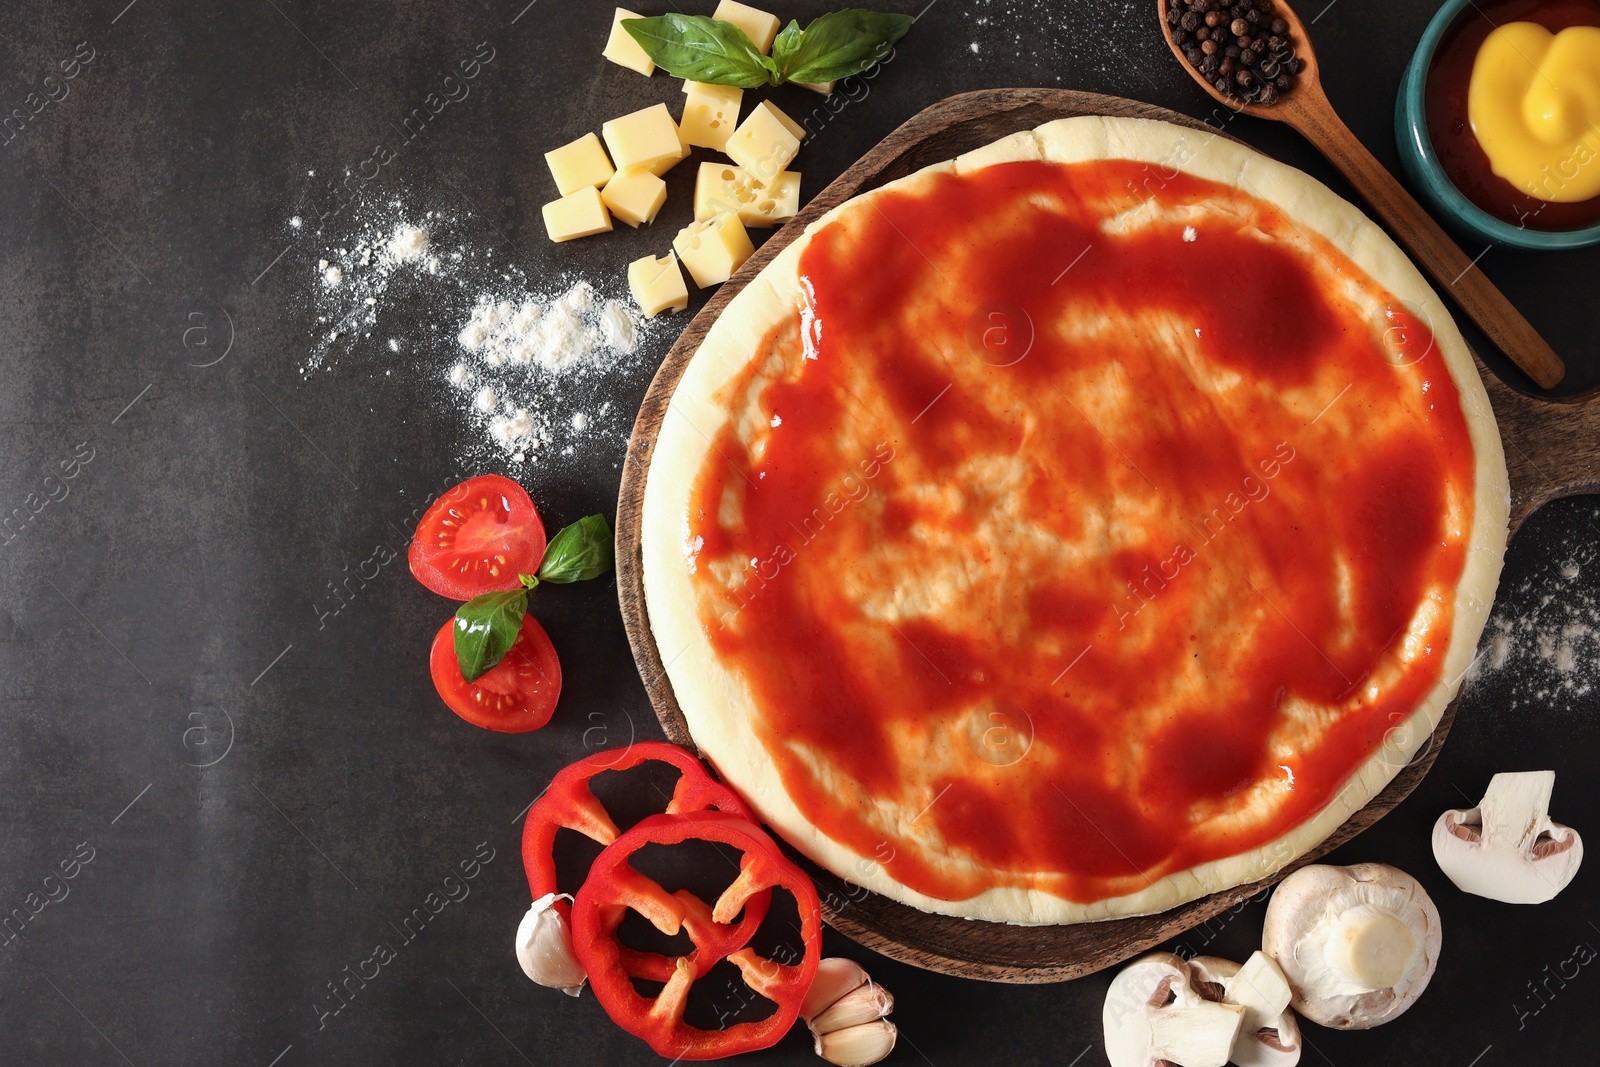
[[1230, 17, 1249, 35], [1200, 55, 1219, 74], [1196, 26, 1211, 41], [1240, 49, 1257, 66], [1258, 85, 1279, 105], [1259, 56, 1279, 77], [1271, 17, 1288, 34], [1219, 56, 1236, 75], [1215, 76, 1232, 95], [1181, 11, 1201, 31], [1285, 57, 1301, 74], [1201, 38, 1219, 55], [1225, 43, 1241, 58], [1237, 33, 1253, 49], [1186, 46, 1205, 65], [1235, 68, 1258, 89]]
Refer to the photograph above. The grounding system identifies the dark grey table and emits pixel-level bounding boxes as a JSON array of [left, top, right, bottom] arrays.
[[2, 1, 1595, 1064]]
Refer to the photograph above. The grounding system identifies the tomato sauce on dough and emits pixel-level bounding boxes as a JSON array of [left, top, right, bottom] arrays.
[[686, 159, 1477, 905]]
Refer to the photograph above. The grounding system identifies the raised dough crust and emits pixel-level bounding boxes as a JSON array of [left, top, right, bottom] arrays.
[[642, 116, 1510, 925]]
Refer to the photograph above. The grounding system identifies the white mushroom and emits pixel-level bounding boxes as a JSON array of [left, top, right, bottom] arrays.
[[1433, 771, 1583, 904], [1103, 952, 1245, 1067], [1261, 863, 1441, 1030], [515, 893, 586, 996], [1188, 952, 1302, 1066]]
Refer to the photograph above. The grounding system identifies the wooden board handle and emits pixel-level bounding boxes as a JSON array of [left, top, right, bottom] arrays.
[[1284, 93, 1565, 389]]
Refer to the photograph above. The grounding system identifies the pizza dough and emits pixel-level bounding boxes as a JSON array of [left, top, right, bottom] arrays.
[[641, 116, 1509, 924]]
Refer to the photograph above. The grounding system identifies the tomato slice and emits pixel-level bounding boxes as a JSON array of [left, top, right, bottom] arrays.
[[429, 614, 561, 732], [410, 475, 546, 599]]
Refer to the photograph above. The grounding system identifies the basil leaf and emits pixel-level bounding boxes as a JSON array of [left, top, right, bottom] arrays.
[[454, 589, 528, 683], [536, 514, 615, 585], [519, 573, 540, 592], [772, 19, 804, 66], [622, 15, 771, 88], [779, 10, 912, 84]]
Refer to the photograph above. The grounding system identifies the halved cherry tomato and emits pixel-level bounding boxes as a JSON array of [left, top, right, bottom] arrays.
[[429, 613, 561, 732], [410, 474, 546, 599]]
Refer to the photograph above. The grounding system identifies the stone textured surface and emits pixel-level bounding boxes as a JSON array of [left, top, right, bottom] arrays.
[[0, 1, 1593, 1064]]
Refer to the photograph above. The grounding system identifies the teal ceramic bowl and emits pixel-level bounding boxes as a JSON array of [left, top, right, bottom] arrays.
[[1395, 0, 1600, 250]]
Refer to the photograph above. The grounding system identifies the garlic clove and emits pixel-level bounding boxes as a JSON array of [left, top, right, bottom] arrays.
[[815, 1019, 897, 1066], [810, 981, 894, 1034], [515, 893, 586, 996], [803, 957, 872, 1022]]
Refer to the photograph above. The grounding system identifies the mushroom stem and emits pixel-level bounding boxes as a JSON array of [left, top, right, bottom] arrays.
[[1148, 1002, 1245, 1067], [1478, 771, 1558, 852], [1324, 905, 1416, 992]]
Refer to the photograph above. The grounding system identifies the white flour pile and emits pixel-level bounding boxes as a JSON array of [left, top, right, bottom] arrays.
[[1468, 516, 1600, 708], [299, 201, 661, 467]]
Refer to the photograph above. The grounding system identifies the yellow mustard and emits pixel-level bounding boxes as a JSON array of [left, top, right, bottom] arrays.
[[1468, 22, 1600, 203]]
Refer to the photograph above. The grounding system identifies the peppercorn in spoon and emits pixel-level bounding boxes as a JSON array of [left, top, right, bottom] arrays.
[[1157, 0, 1565, 389]]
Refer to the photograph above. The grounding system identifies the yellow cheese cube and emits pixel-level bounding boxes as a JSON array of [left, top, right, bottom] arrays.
[[673, 212, 755, 288], [544, 132, 615, 196], [724, 101, 803, 187], [628, 253, 689, 317], [797, 80, 836, 96], [542, 187, 612, 243], [679, 83, 743, 152], [693, 162, 800, 228], [601, 167, 668, 227], [603, 103, 684, 175], [647, 121, 690, 177], [713, 0, 780, 54], [602, 8, 655, 76]]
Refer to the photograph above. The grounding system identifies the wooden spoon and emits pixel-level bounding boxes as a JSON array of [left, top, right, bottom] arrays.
[[1157, 0, 1565, 389]]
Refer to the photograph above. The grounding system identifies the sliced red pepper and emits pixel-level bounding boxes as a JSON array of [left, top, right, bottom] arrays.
[[571, 811, 823, 1061], [521, 741, 767, 967]]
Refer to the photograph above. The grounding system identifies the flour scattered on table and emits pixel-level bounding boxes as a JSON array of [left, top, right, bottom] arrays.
[[298, 200, 665, 471], [1469, 528, 1600, 705]]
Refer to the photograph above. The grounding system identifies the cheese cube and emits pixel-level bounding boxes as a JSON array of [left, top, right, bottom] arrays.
[[544, 133, 615, 196], [603, 103, 684, 175], [679, 83, 743, 152], [724, 101, 803, 187], [647, 121, 690, 177], [673, 212, 755, 288], [713, 1, 781, 54], [602, 8, 655, 76], [601, 168, 668, 227], [542, 187, 612, 242], [694, 163, 800, 228], [628, 253, 689, 317], [797, 80, 836, 96]]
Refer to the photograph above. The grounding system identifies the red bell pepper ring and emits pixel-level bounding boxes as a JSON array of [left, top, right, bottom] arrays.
[[521, 742, 768, 967], [571, 811, 823, 1061]]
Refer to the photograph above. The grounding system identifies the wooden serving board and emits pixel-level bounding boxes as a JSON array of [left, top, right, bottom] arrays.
[[615, 89, 1600, 983]]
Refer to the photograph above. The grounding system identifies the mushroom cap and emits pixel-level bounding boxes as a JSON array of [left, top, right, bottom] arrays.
[[1432, 770, 1584, 904], [1261, 863, 1441, 1030]]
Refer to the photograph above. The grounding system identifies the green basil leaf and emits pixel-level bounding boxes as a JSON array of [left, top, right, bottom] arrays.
[[779, 10, 912, 84], [536, 514, 615, 584], [519, 573, 540, 592], [454, 589, 528, 683], [622, 15, 771, 88], [772, 19, 804, 66]]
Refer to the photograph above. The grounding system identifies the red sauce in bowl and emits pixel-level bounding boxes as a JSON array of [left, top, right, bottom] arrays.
[[1425, 0, 1600, 231]]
